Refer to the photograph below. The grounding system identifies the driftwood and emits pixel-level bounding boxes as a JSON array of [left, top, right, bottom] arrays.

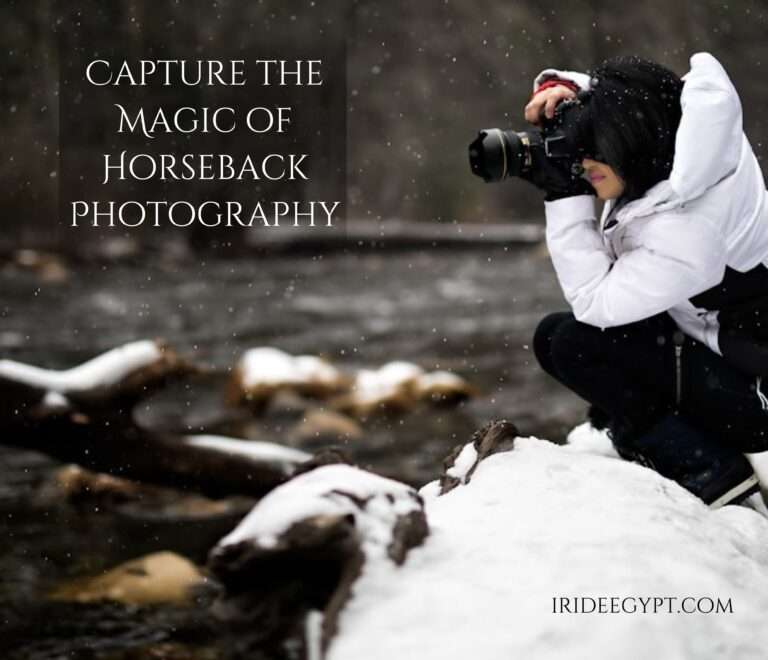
[[0, 341, 313, 499]]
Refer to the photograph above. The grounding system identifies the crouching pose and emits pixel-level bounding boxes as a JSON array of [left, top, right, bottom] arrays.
[[525, 53, 768, 508]]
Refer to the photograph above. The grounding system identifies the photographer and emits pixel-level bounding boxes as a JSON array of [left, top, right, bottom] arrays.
[[479, 53, 768, 508]]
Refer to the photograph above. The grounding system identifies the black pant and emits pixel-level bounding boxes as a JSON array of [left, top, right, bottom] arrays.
[[533, 311, 768, 452]]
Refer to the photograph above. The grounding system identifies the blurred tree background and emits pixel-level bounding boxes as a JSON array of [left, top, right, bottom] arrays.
[[2, 0, 768, 250]]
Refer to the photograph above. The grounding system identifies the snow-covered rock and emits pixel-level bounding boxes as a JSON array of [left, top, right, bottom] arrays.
[[230, 347, 348, 406], [327, 426, 768, 660], [412, 369, 477, 404], [228, 349, 475, 418], [208, 464, 428, 656], [334, 361, 475, 417], [213, 463, 425, 558]]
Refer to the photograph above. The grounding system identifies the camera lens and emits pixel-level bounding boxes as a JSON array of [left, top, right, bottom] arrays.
[[468, 129, 527, 182]]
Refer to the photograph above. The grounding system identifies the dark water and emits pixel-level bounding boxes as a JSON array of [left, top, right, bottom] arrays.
[[0, 244, 585, 658]]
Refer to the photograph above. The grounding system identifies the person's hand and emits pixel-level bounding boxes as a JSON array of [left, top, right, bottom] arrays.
[[524, 84, 577, 125], [518, 131, 593, 202]]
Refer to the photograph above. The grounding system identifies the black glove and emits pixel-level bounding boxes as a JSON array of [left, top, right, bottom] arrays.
[[520, 134, 595, 202]]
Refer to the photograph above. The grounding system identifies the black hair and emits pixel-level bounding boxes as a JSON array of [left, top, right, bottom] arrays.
[[566, 56, 684, 202]]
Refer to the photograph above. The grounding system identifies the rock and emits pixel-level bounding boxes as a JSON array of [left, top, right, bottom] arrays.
[[331, 361, 424, 418], [438, 419, 518, 495], [411, 370, 477, 405], [290, 409, 364, 445], [49, 551, 208, 606], [53, 464, 144, 506], [228, 348, 349, 410], [265, 388, 314, 419], [227, 350, 476, 421], [208, 464, 428, 657], [13, 249, 70, 283], [332, 361, 475, 418]]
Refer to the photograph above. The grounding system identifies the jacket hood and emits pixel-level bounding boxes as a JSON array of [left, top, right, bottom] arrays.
[[615, 52, 743, 221]]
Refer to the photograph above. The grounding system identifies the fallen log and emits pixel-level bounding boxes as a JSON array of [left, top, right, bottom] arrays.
[[0, 341, 313, 498]]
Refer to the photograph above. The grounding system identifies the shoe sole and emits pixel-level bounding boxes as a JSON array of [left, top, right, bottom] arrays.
[[708, 474, 760, 509]]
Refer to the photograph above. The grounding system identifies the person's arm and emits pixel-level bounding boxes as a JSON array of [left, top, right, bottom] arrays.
[[544, 196, 728, 328], [670, 52, 743, 201]]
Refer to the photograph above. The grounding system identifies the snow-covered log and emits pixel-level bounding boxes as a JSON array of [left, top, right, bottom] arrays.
[[0, 340, 193, 416], [324, 424, 768, 660], [207, 464, 428, 657], [0, 342, 313, 498]]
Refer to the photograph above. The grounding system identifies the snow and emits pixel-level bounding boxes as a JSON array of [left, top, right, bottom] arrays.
[[413, 370, 468, 395], [348, 361, 471, 409], [233, 350, 472, 413], [0, 340, 163, 393], [445, 442, 478, 482], [351, 361, 424, 405], [327, 427, 768, 660], [214, 464, 422, 553], [563, 421, 619, 458], [40, 390, 72, 412], [183, 435, 311, 471], [237, 347, 342, 389], [305, 610, 324, 660]]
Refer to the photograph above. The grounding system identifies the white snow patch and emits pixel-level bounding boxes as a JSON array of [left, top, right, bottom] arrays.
[[0, 340, 163, 393], [305, 610, 324, 660], [328, 436, 768, 660], [351, 361, 424, 405], [184, 435, 310, 470], [564, 422, 619, 458], [418, 480, 442, 500], [413, 370, 467, 394], [445, 442, 478, 481], [41, 390, 71, 412], [215, 464, 421, 555], [238, 347, 342, 389]]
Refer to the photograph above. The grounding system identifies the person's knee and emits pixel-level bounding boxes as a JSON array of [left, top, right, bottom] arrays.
[[533, 312, 574, 376], [548, 316, 602, 378]]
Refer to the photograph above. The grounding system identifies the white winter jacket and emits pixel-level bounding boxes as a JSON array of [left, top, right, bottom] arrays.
[[534, 53, 768, 358]]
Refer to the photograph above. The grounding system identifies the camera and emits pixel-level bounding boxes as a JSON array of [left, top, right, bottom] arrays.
[[468, 99, 589, 184]]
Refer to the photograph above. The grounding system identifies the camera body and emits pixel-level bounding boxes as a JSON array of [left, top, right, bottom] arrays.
[[468, 100, 589, 185]]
